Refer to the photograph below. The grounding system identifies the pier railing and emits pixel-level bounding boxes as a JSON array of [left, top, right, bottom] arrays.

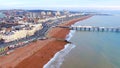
[[53, 26, 120, 32]]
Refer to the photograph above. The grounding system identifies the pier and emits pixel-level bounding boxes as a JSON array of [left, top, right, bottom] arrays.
[[54, 26, 120, 32]]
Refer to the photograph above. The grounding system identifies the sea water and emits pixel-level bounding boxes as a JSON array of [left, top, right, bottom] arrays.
[[61, 15, 120, 68]]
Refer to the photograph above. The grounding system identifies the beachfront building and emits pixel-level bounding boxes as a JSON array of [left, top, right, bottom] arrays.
[[55, 11, 61, 16], [0, 23, 42, 42], [41, 11, 46, 16], [46, 12, 52, 16]]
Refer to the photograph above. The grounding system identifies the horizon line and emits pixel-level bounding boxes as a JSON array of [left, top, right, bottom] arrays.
[[0, 7, 120, 11]]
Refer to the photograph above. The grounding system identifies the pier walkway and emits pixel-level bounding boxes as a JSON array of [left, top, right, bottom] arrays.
[[54, 26, 120, 32]]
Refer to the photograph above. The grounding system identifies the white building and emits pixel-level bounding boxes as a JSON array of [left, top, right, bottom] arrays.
[[41, 11, 46, 16], [55, 11, 61, 16], [1, 23, 42, 42], [46, 12, 52, 16]]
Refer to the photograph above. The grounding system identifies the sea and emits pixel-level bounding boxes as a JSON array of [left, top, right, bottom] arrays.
[[44, 11, 120, 68]]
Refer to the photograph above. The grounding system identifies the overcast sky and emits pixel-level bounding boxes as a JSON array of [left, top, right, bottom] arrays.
[[0, 0, 120, 10]]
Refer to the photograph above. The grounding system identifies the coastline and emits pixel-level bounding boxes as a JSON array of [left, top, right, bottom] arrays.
[[0, 15, 92, 68], [44, 30, 76, 68]]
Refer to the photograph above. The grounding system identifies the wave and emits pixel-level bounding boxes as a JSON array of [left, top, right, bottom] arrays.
[[43, 30, 76, 68], [65, 30, 76, 41], [43, 44, 76, 68]]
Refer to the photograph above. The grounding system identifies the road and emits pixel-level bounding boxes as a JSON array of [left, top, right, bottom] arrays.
[[0, 15, 86, 55], [0, 15, 84, 47]]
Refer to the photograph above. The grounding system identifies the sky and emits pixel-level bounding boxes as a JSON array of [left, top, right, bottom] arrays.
[[0, 0, 120, 10]]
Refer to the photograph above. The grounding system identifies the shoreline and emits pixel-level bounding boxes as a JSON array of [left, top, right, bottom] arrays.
[[44, 30, 76, 68], [0, 15, 92, 68]]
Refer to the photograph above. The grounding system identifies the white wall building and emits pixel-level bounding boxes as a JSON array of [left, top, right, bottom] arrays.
[[1, 23, 42, 42]]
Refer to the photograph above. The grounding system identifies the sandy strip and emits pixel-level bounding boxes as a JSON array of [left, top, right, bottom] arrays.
[[0, 15, 92, 68]]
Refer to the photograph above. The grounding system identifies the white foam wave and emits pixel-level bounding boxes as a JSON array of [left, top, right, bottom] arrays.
[[65, 30, 76, 41], [43, 44, 76, 68], [43, 25, 76, 68]]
